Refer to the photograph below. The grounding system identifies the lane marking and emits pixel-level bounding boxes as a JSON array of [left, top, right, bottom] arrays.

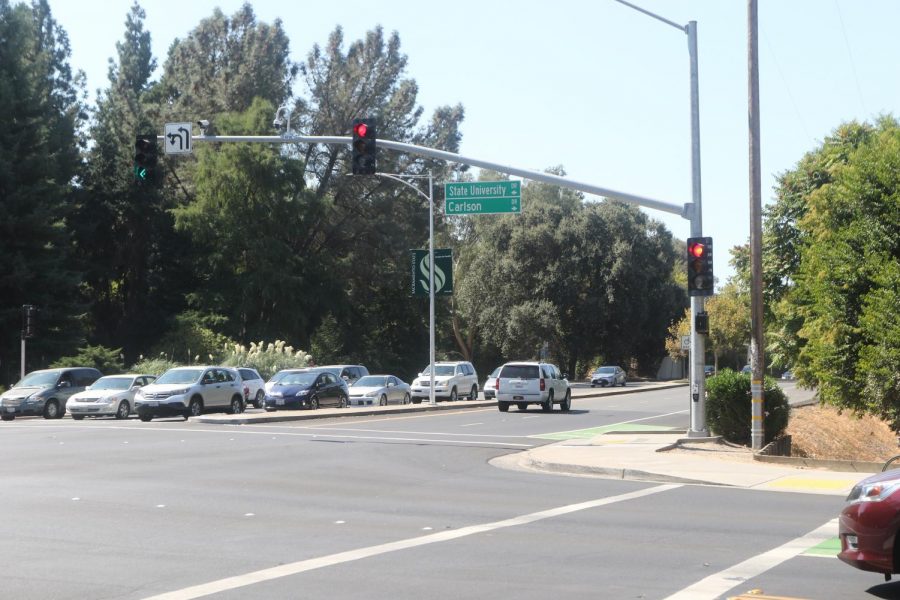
[[533, 409, 688, 440], [142, 484, 681, 600], [662, 518, 838, 600]]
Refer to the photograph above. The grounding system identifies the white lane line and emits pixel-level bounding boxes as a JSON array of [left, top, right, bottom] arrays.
[[459, 422, 484, 427], [662, 518, 839, 600], [532, 409, 688, 438], [142, 484, 681, 600]]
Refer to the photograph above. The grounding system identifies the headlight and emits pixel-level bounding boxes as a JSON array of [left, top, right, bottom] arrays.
[[848, 479, 900, 503], [171, 388, 190, 396], [297, 390, 309, 396], [365, 391, 378, 397]]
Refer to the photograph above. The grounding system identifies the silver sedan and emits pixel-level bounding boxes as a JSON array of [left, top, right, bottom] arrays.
[[348, 375, 411, 407]]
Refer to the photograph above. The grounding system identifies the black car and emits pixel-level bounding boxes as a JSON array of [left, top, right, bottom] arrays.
[[264, 370, 348, 411]]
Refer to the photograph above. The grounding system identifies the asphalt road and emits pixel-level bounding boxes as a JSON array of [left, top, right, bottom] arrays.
[[0, 381, 891, 600]]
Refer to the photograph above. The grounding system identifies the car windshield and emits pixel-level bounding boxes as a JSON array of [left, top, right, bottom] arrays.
[[269, 370, 304, 384], [89, 376, 133, 391], [156, 369, 203, 385], [354, 376, 387, 387], [594, 367, 616, 374], [421, 365, 454, 376], [279, 373, 317, 386], [500, 365, 540, 379], [15, 371, 61, 387], [489, 367, 501, 378]]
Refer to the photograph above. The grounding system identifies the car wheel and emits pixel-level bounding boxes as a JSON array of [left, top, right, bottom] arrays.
[[1, 414, 15, 421], [309, 396, 319, 410], [621, 379, 627, 387], [449, 388, 457, 402], [403, 393, 411, 405], [339, 394, 348, 409], [498, 402, 509, 412], [228, 396, 243, 415], [542, 392, 554, 412], [188, 397, 203, 418], [254, 390, 265, 409], [379, 394, 387, 407], [43, 400, 60, 419], [517, 403, 527, 411], [469, 385, 478, 400], [115, 401, 130, 420], [561, 390, 572, 412], [139, 414, 153, 422], [72, 414, 85, 420]]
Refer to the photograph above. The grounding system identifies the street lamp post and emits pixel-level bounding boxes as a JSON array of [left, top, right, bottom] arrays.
[[613, 0, 708, 436]]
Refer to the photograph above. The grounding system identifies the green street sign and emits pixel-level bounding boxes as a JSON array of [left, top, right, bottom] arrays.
[[444, 181, 521, 215], [410, 249, 453, 297]]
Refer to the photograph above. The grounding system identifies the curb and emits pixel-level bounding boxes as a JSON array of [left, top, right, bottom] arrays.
[[522, 457, 718, 486], [753, 454, 882, 473]]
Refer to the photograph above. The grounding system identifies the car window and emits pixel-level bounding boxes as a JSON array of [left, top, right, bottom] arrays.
[[325, 373, 337, 384], [501, 365, 540, 379]]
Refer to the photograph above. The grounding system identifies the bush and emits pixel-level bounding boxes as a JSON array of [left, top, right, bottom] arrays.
[[220, 340, 312, 380], [130, 356, 182, 376], [705, 368, 790, 446], [148, 311, 235, 365], [50, 345, 125, 374]]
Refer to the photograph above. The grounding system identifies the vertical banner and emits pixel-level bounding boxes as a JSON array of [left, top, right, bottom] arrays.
[[410, 249, 453, 297]]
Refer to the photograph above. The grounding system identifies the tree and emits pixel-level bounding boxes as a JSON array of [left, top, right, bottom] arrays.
[[0, 0, 86, 382]]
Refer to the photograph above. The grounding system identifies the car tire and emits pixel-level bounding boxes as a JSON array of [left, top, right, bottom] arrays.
[[379, 394, 387, 407], [449, 388, 457, 402], [339, 394, 348, 409], [498, 401, 509, 412], [188, 397, 203, 418], [412, 398, 421, 404], [228, 396, 243, 415], [561, 390, 572, 412], [72, 415, 85, 420], [115, 401, 130, 420], [403, 393, 411, 405], [309, 396, 319, 410], [542, 392, 554, 412], [139, 414, 153, 422], [1, 414, 14, 421], [43, 400, 60, 419], [621, 380, 626, 387], [254, 390, 265, 409], [517, 403, 527, 411], [469, 385, 478, 401]]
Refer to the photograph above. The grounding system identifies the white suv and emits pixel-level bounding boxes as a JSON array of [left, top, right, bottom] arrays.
[[134, 366, 245, 421], [495, 362, 571, 413], [410, 361, 478, 403]]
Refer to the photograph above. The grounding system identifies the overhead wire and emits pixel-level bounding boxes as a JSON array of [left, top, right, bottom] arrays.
[[833, 0, 868, 117]]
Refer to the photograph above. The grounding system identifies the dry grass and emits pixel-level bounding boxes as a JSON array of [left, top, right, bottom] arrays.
[[787, 403, 898, 463]]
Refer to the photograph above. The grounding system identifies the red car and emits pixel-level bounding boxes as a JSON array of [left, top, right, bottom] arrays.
[[839, 468, 900, 580]]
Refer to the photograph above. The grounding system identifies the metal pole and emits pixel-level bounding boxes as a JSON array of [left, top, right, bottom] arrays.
[[748, 0, 765, 450], [687, 20, 708, 437], [20, 336, 25, 381], [428, 172, 436, 406]]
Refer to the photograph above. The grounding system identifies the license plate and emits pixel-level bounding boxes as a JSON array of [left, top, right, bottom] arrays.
[[276, 399, 284, 405], [513, 396, 524, 401], [6, 407, 14, 413]]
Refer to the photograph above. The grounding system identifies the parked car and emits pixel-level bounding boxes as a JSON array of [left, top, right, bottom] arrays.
[[741, 365, 752, 375], [264, 370, 348, 410], [781, 370, 794, 380], [704, 365, 715, 378], [0, 367, 102, 421], [590, 366, 626, 387], [237, 367, 266, 408], [134, 366, 245, 421], [66, 374, 156, 420], [410, 361, 478, 403], [309, 365, 369, 385], [483, 367, 501, 400], [838, 468, 900, 578], [265, 369, 307, 393], [495, 362, 571, 413], [348, 375, 411, 406]]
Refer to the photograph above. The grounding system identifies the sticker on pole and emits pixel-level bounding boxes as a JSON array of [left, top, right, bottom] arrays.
[[164, 122, 193, 155]]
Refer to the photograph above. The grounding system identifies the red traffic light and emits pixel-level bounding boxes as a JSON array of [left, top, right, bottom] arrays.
[[689, 241, 706, 258], [353, 122, 368, 138]]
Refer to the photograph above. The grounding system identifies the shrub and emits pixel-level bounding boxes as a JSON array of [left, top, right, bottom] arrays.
[[147, 311, 235, 365], [220, 340, 312, 380], [50, 345, 125, 374], [705, 368, 790, 446], [130, 356, 182, 377]]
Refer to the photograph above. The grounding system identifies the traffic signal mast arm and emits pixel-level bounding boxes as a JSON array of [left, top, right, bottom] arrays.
[[178, 134, 690, 221]]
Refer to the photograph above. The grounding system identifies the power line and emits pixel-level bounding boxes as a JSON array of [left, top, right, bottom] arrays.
[[834, 0, 868, 116]]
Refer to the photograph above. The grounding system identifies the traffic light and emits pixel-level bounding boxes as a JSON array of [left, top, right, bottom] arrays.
[[695, 311, 710, 334], [22, 305, 37, 338], [133, 134, 158, 183], [687, 236, 714, 296], [351, 118, 376, 175]]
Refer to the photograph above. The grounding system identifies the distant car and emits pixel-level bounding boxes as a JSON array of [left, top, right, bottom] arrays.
[[590, 366, 626, 387], [67, 374, 156, 420], [838, 468, 900, 578], [134, 366, 245, 421], [309, 365, 369, 385], [237, 367, 266, 408], [410, 361, 478, 403], [483, 367, 501, 400], [0, 367, 102, 421], [348, 375, 411, 406], [781, 370, 794, 380], [704, 365, 715, 378], [495, 361, 571, 413], [264, 370, 348, 411], [741, 365, 752, 375]]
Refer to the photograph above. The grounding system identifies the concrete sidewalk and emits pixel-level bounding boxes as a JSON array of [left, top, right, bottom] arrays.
[[494, 432, 876, 496]]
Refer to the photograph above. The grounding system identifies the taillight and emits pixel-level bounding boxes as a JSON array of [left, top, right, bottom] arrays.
[[243, 385, 249, 399], [494, 378, 499, 390], [540, 378, 545, 391]]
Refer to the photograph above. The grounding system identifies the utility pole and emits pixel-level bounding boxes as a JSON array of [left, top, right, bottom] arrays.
[[748, 0, 766, 450]]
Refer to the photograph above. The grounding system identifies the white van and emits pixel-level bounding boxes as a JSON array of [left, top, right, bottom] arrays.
[[495, 362, 571, 413]]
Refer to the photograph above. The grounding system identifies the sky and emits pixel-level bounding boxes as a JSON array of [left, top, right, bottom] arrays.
[[47, 0, 900, 282]]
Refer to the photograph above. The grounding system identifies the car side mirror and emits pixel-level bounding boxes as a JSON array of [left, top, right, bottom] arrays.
[[562, 373, 568, 379], [58, 381, 71, 388]]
